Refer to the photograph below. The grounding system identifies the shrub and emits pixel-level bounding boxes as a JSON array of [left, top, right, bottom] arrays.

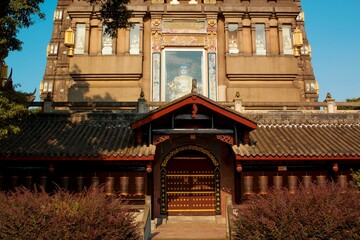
[[233, 182, 360, 240], [351, 169, 360, 191], [0, 188, 141, 240]]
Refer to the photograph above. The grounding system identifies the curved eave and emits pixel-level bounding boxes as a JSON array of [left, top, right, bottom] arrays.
[[0, 155, 155, 161], [235, 155, 360, 161], [132, 94, 257, 130]]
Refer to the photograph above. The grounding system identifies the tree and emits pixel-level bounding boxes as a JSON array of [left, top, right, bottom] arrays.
[[351, 169, 360, 191], [87, 0, 133, 38], [338, 97, 360, 110], [0, 0, 132, 62], [0, 75, 33, 140], [0, 0, 45, 61], [0, 0, 132, 139]]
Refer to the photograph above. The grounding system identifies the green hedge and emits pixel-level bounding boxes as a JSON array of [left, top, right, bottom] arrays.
[[233, 182, 360, 240], [0, 188, 141, 240]]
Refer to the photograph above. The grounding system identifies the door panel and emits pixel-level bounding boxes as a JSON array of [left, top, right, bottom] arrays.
[[166, 158, 216, 216]]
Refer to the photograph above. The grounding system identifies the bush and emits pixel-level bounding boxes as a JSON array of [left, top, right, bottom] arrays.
[[351, 169, 360, 191], [0, 188, 141, 240], [233, 183, 360, 240]]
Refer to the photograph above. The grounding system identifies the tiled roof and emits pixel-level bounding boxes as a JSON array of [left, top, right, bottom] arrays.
[[233, 112, 360, 159], [0, 113, 155, 160], [1, 110, 359, 161]]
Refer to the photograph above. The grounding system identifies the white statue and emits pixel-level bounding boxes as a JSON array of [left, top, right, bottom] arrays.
[[169, 64, 193, 100]]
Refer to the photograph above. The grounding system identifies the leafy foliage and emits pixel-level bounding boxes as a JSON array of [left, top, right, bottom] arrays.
[[87, 0, 133, 38], [0, 86, 32, 140], [0, 0, 45, 59], [233, 183, 360, 240], [338, 97, 360, 110], [351, 169, 360, 191], [0, 188, 141, 240], [1, 0, 132, 59]]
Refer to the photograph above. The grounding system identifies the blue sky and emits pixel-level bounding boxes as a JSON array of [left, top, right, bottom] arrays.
[[5, 0, 360, 102]]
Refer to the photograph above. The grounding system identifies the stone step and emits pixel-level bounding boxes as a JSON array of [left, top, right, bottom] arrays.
[[165, 215, 224, 224], [151, 222, 226, 240], [151, 216, 227, 240]]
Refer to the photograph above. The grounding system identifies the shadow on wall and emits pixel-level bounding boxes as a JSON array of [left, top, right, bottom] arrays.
[[68, 63, 129, 102]]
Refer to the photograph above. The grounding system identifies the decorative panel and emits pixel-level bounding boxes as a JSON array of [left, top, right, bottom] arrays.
[[152, 53, 161, 101], [162, 19, 207, 34], [208, 53, 217, 100]]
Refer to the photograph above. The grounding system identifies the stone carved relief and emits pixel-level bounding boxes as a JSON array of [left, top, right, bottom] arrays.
[[152, 53, 161, 101], [162, 35, 207, 46], [152, 30, 162, 52], [207, 31, 217, 52], [208, 53, 217, 100], [162, 19, 207, 34]]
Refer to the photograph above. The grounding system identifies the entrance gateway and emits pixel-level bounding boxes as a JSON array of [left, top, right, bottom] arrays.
[[160, 145, 221, 216]]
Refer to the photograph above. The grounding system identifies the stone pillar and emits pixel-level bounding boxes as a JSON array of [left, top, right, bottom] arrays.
[[138, 90, 147, 113], [278, 23, 284, 55], [233, 92, 244, 112], [43, 93, 54, 113], [265, 24, 271, 55], [325, 92, 336, 113]]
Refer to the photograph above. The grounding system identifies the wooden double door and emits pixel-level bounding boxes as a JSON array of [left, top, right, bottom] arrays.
[[166, 157, 217, 216]]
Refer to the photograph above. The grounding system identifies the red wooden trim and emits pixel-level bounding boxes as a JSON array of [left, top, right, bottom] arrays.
[[132, 95, 257, 129], [0, 155, 155, 161], [236, 155, 360, 161]]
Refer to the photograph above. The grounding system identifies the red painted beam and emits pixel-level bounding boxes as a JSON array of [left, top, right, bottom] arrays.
[[236, 155, 360, 161]]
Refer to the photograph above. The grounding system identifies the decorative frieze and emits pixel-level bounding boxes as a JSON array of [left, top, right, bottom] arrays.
[[162, 35, 207, 46], [162, 19, 207, 34]]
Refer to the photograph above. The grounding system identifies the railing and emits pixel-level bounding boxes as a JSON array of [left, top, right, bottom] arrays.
[[141, 195, 152, 240], [28, 100, 360, 113], [225, 195, 233, 240], [28, 101, 139, 112], [148, 101, 360, 110]]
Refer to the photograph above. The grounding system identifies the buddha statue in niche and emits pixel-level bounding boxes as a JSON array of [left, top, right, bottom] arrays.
[[170, 64, 193, 99]]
